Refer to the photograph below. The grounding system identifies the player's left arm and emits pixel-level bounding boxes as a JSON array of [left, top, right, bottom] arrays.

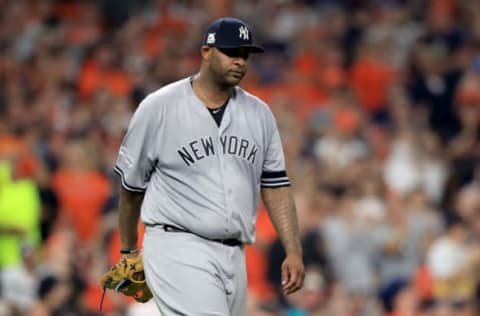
[[260, 106, 304, 295], [262, 186, 304, 295]]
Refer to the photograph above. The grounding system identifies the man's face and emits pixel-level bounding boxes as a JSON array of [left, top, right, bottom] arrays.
[[205, 46, 250, 87]]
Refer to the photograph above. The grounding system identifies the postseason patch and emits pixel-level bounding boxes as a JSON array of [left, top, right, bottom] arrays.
[[119, 146, 134, 168]]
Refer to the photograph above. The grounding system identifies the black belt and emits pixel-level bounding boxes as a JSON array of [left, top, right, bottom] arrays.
[[150, 224, 243, 247]]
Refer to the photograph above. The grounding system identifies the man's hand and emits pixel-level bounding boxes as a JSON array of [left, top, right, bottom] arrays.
[[281, 253, 304, 295]]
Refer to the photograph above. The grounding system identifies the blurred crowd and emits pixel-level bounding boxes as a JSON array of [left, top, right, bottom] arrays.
[[1, 0, 480, 315]]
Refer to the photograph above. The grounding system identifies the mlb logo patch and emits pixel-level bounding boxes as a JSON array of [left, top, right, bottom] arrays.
[[207, 33, 215, 44]]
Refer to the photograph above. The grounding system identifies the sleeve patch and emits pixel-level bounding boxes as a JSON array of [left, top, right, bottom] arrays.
[[119, 146, 134, 168]]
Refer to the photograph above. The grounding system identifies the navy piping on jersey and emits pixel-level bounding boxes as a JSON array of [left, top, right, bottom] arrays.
[[113, 165, 146, 192], [261, 170, 290, 188]]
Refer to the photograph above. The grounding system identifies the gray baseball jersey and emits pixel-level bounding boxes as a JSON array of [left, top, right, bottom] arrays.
[[114, 76, 290, 244]]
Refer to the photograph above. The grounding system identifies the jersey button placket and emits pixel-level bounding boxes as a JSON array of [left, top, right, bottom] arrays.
[[225, 164, 234, 233], [217, 149, 231, 235], [223, 161, 232, 235], [218, 123, 233, 235]]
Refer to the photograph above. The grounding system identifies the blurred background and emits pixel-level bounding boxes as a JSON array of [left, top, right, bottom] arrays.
[[1, 0, 480, 315]]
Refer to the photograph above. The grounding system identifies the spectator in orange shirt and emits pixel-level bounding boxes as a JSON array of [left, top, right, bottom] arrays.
[[246, 204, 278, 303], [77, 41, 133, 99], [350, 40, 396, 116], [51, 139, 111, 244]]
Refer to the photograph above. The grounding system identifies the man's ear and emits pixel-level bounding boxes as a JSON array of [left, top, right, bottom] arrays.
[[201, 46, 212, 61]]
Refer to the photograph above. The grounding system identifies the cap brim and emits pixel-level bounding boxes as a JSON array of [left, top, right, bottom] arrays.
[[214, 44, 264, 53], [244, 45, 265, 53]]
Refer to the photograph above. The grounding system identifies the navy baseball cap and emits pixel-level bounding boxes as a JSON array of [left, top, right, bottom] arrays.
[[202, 17, 264, 53]]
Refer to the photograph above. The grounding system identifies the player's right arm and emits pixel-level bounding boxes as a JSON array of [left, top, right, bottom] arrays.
[[118, 188, 144, 255], [114, 94, 160, 255]]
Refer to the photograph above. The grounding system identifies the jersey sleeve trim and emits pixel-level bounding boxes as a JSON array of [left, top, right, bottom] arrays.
[[113, 165, 146, 193], [261, 170, 290, 187], [261, 182, 290, 189], [261, 170, 287, 179]]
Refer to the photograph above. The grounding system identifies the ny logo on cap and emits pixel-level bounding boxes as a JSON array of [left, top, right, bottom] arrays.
[[207, 33, 215, 44], [238, 25, 249, 40]]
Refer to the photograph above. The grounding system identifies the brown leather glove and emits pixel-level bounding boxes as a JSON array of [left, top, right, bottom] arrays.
[[100, 254, 153, 309]]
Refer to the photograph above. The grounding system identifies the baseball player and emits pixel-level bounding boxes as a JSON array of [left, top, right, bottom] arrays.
[[104, 17, 304, 315]]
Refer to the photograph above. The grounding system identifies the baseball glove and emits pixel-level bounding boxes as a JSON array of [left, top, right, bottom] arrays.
[[99, 255, 153, 309]]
